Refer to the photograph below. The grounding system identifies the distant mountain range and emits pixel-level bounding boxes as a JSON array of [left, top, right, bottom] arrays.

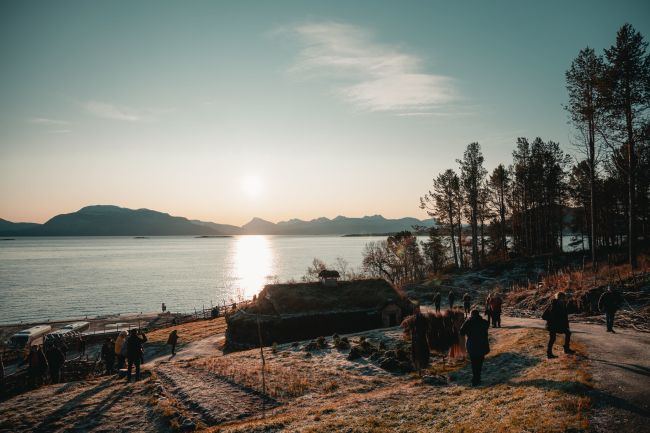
[[0, 205, 435, 237]]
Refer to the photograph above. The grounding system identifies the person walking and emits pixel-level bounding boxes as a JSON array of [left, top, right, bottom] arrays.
[[114, 331, 127, 370], [489, 292, 503, 328], [433, 291, 442, 313], [125, 329, 147, 382], [448, 290, 456, 309], [542, 292, 575, 358], [101, 338, 116, 374], [463, 293, 472, 316], [598, 287, 623, 333], [161, 302, 166, 313], [45, 344, 65, 384], [167, 330, 179, 356], [460, 309, 490, 386]]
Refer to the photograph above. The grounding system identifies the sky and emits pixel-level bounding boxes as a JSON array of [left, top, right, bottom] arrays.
[[1, 0, 649, 226]]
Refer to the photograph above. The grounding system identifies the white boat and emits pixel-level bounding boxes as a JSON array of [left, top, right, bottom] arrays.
[[7, 325, 52, 349], [60, 321, 90, 333]]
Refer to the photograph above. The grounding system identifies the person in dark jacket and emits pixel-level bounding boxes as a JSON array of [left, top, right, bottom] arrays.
[[448, 290, 456, 309], [28, 345, 48, 387], [463, 293, 472, 316], [101, 338, 116, 374], [433, 291, 441, 313], [489, 292, 503, 328], [411, 310, 430, 374], [45, 344, 65, 383], [125, 330, 147, 382], [460, 309, 490, 386], [598, 287, 623, 333], [485, 294, 492, 323], [167, 330, 179, 355], [543, 292, 575, 358]]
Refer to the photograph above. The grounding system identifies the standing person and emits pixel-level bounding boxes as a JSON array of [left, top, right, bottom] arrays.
[[125, 329, 147, 382], [167, 330, 179, 356], [463, 293, 472, 316], [77, 335, 86, 357], [542, 292, 575, 358], [485, 294, 492, 323], [101, 338, 116, 374], [460, 309, 490, 386], [114, 331, 127, 370], [448, 290, 456, 309], [45, 344, 65, 384], [433, 291, 442, 313], [28, 345, 48, 387], [489, 292, 503, 328], [598, 287, 623, 333], [410, 310, 430, 374], [0, 353, 4, 383], [161, 302, 166, 313]]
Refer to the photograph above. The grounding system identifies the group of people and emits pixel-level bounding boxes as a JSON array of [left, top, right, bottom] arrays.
[[27, 339, 69, 386], [101, 329, 149, 382], [433, 286, 625, 386]]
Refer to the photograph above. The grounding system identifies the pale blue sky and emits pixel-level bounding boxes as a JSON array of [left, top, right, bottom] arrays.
[[1, 0, 648, 224]]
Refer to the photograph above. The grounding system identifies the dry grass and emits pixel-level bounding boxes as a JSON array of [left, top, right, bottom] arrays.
[[200, 326, 593, 433], [147, 317, 226, 345]]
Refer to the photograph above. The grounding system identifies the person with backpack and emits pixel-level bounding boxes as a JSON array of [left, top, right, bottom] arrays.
[[460, 309, 490, 386], [125, 329, 147, 382], [542, 292, 575, 358], [598, 287, 623, 333]]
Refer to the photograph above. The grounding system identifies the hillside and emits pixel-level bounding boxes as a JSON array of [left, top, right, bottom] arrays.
[[4, 205, 222, 236], [0, 206, 435, 236]]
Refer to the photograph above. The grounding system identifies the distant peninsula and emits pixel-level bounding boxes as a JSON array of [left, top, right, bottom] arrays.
[[0, 205, 435, 236]]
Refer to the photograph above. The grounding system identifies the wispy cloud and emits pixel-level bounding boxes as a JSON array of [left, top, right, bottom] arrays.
[[81, 100, 170, 122], [29, 117, 70, 125], [48, 129, 71, 134], [279, 22, 458, 114]]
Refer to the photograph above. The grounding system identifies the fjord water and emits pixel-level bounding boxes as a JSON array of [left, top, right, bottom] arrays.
[[0, 235, 379, 324]]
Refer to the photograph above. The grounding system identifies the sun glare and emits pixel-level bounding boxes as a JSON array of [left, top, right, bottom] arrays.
[[241, 175, 263, 197], [233, 235, 273, 298]]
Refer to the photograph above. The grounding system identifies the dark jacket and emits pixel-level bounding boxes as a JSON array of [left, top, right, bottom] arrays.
[[543, 299, 570, 333], [448, 292, 455, 304], [433, 293, 441, 306], [45, 346, 65, 368], [125, 333, 147, 360], [101, 341, 115, 362], [463, 294, 471, 304], [598, 290, 622, 313], [167, 331, 178, 345], [460, 315, 490, 357]]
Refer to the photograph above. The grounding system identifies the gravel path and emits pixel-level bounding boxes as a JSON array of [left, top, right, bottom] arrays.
[[503, 315, 650, 433]]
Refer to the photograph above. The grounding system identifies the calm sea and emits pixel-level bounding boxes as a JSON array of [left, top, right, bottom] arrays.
[[0, 235, 384, 324]]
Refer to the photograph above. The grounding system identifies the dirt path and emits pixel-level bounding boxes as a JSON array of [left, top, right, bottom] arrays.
[[503, 315, 650, 433], [155, 363, 277, 427]]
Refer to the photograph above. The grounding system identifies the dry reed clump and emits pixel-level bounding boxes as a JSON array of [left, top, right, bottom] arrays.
[[194, 356, 311, 400]]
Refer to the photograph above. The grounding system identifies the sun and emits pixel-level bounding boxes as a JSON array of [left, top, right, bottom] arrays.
[[241, 175, 263, 197]]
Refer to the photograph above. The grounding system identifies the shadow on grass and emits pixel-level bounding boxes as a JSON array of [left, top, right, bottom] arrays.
[[34, 378, 114, 432], [511, 378, 650, 417], [449, 352, 542, 385]]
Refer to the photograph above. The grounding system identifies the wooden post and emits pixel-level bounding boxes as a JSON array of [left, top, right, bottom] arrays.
[[256, 313, 266, 418]]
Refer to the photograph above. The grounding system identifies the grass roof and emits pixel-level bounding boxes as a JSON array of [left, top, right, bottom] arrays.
[[250, 278, 406, 316]]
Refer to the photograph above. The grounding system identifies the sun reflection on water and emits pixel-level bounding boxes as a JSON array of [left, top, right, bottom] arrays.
[[233, 235, 273, 299]]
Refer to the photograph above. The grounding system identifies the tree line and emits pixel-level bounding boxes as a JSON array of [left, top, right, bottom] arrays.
[[414, 23, 650, 275]]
